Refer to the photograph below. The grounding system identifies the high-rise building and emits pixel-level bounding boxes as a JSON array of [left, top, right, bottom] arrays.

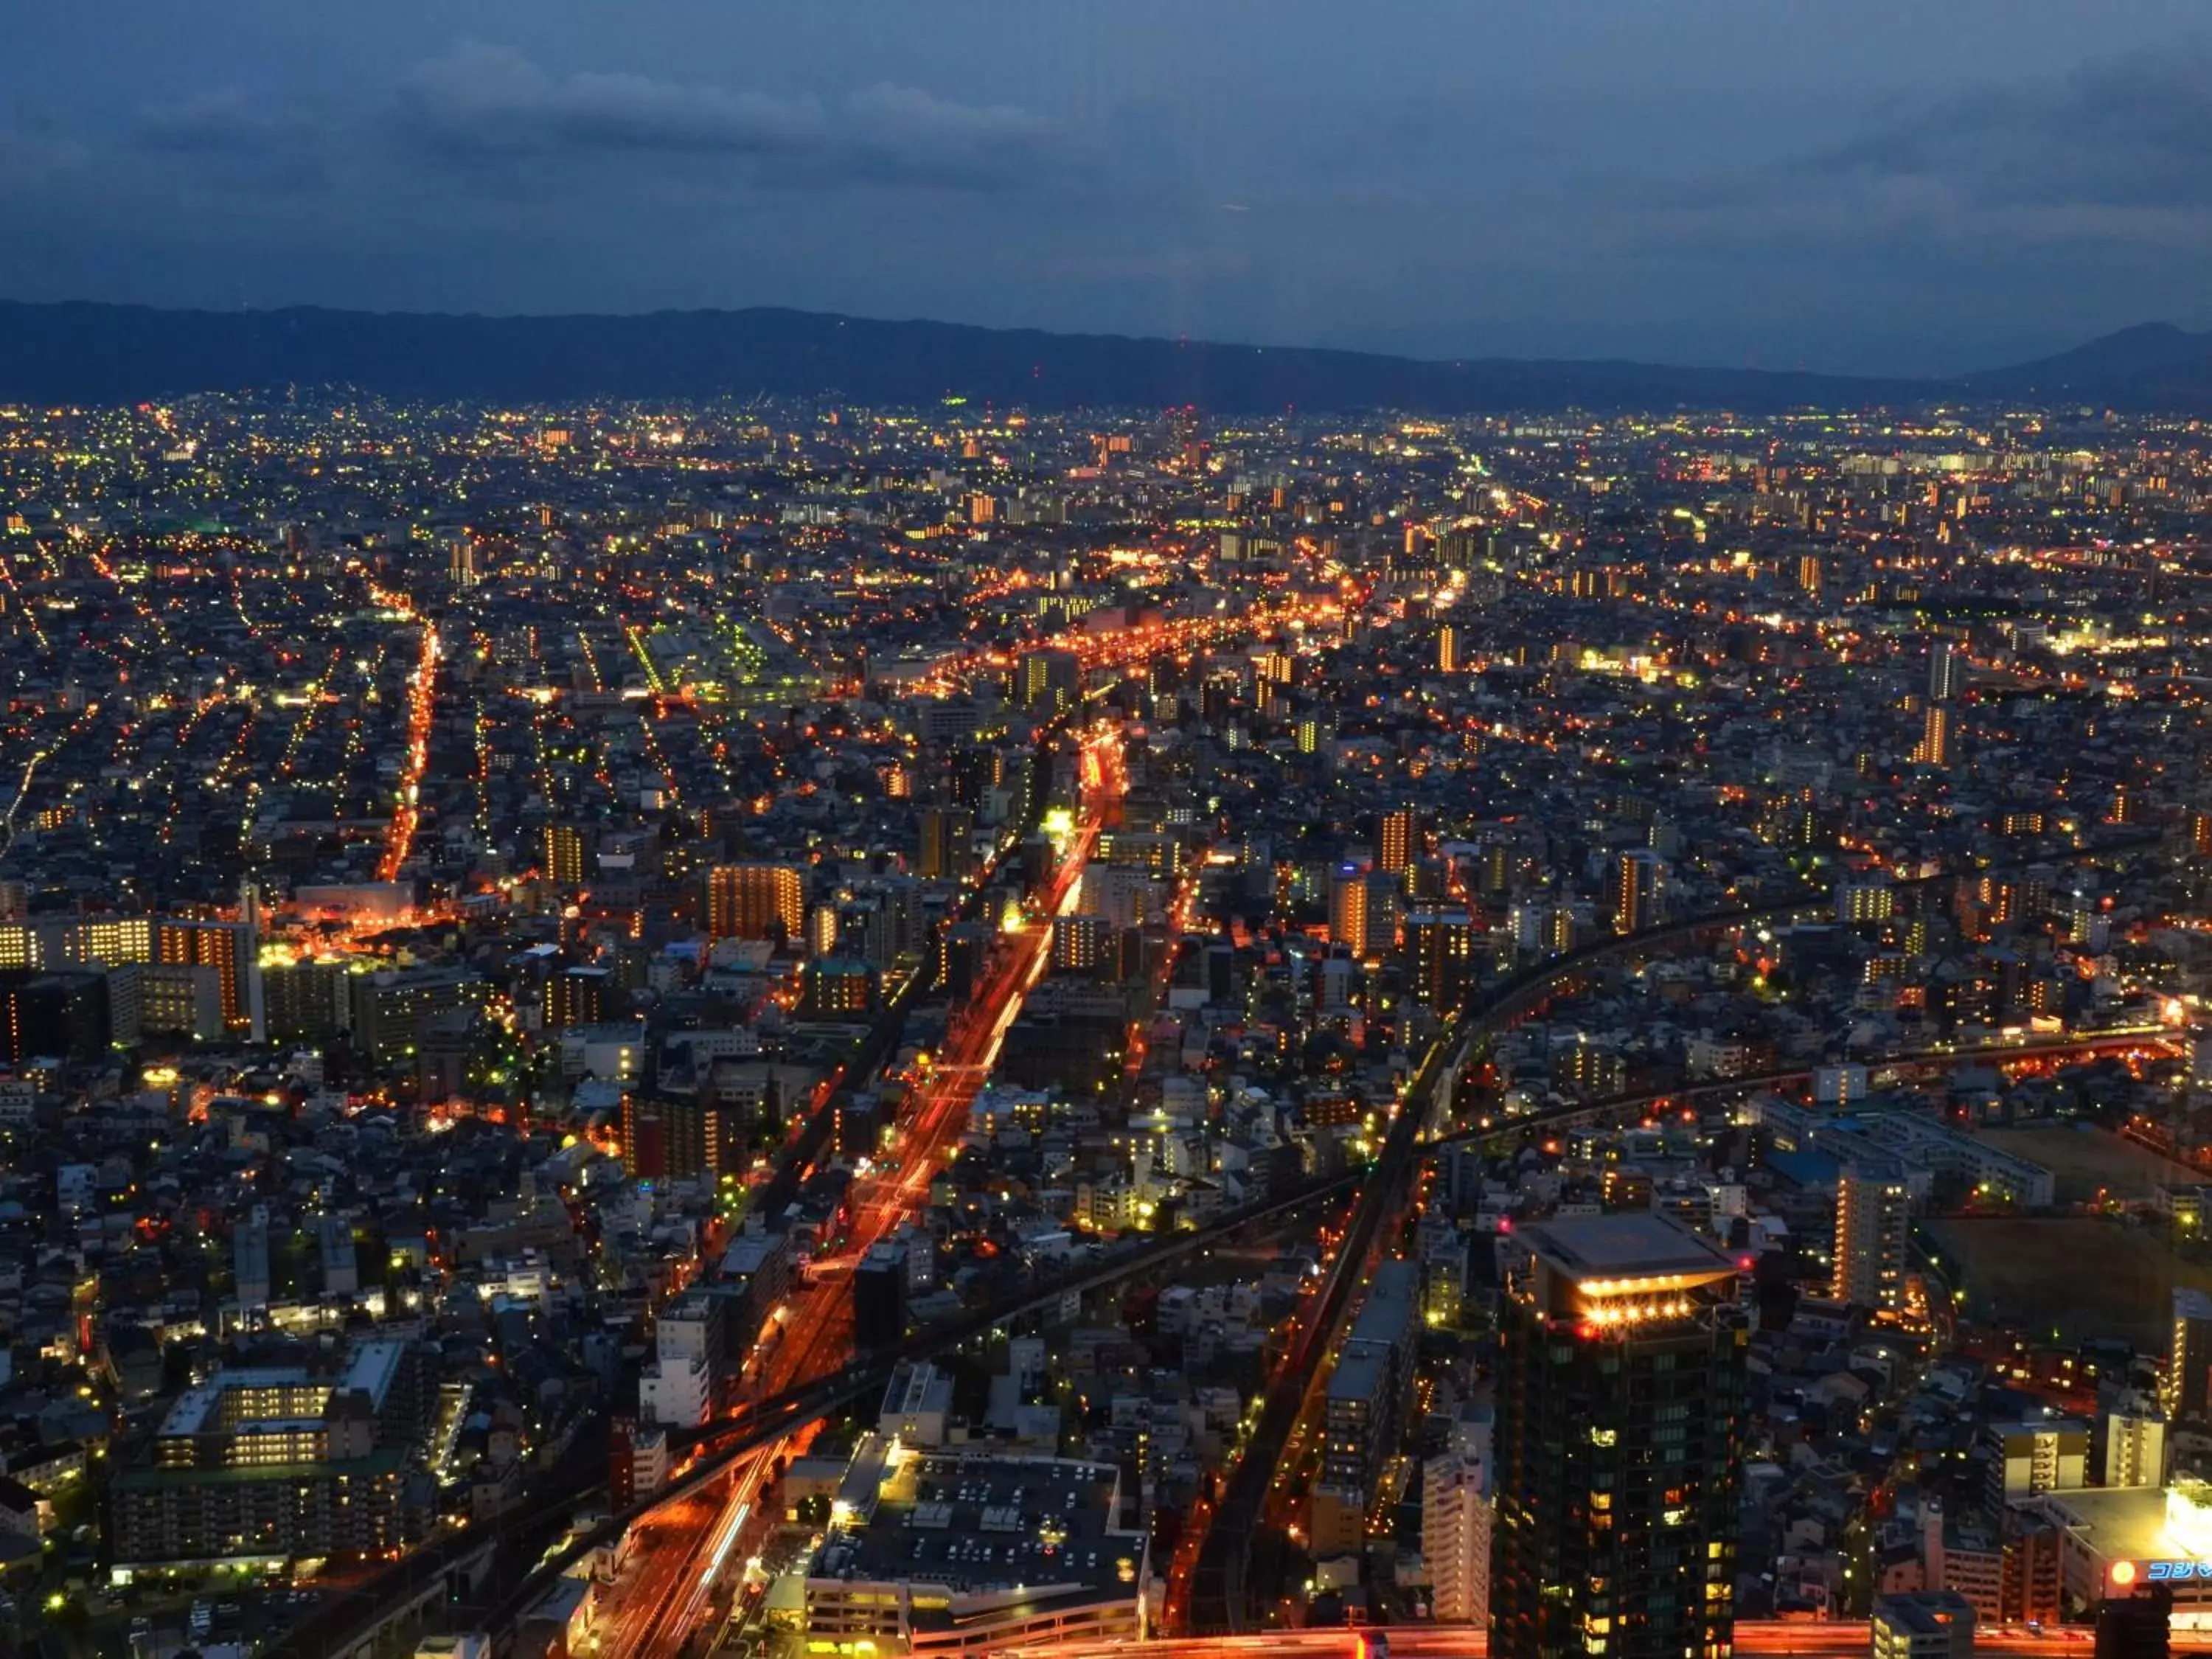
[[2103, 1405, 2168, 1488], [1832, 1158, 1910, 1315], [540, 824, 587, 888], [1610, 849, 1668, 934], [917, 805, 977, 883], [636, 1095, 723, 1182], [348, 969, 487, 1065], [936, 923, 992, 1001], [233, 1210, 272, 1312], [1930, 642, 1968, 703], [1915, 704, 1953, 768], [0, 969, 107, 1064], [1051, 914, 1116, 975], [1492, 1213, 1747, 1659], [1311, 1259, 1419, 1555], [1405, 907, 1475, 1012], [1797, 552, 1824, 596], [153, 914, 265, 1038], [1425, 1430, 1493, 1624], [113, 1338, 431, 1571], [543, 964, 611, 1031], [1379, 807, 1422, 875], [799, 958, 877, 1018], [1874, 1591, 1976, 1659], [1018, 648, 1081, 713], [2164, 1288, 2212, 1422], [1329, 866, 1398, 958], [855, 1242, 907, 1349], [1837, 880, 1896, 926], [1438, 625, 1461, 674], [1980, 1418, 2088, 1507], [705, 863, 806, 943], [263, 957, 352, 1042]]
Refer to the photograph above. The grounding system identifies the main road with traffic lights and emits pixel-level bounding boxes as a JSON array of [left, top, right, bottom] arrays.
[[585, 725, 1126, 1658]]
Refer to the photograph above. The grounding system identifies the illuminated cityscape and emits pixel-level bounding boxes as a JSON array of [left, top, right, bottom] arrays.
[[4, 385, 2212, 1659], [14, 1, 2212, 1648]]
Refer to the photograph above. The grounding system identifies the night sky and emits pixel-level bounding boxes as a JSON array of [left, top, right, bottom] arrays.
[[5, 0, 2208, 374]]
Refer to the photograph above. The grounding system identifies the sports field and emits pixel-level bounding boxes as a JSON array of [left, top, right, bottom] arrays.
[[1927, 1217, 2212, 1349]]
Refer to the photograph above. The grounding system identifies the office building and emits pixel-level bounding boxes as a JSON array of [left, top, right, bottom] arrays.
[[2037, 1484, 2212, 1622], [1492, 1213, 1747, 1659], [1833, 1158, 1910, 1316], [704, 863, 807, 944], [1873, 1591, 1975, 1659]]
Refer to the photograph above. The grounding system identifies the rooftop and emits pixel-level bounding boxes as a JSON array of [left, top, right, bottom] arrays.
[[810, 1436, 1145, 1615], [1521, 1211, 1739, 1284]]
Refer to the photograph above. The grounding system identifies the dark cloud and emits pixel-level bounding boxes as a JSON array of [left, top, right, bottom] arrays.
[[1815, 41, 2212, 209], [393, 41, 823, 160], [1, 6, 2209, 371], [132, 91, 334, 189], [840, 82, 1074, 187], [389, 42, 1073, 189]]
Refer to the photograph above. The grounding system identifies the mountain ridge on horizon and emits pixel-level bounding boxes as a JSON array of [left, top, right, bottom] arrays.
[[1, 298, 2207, 413]]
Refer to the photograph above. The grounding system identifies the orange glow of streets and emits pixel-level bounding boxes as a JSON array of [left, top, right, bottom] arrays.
[[378, 610, 439, 883], [597, 725, 1122, 1658]]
